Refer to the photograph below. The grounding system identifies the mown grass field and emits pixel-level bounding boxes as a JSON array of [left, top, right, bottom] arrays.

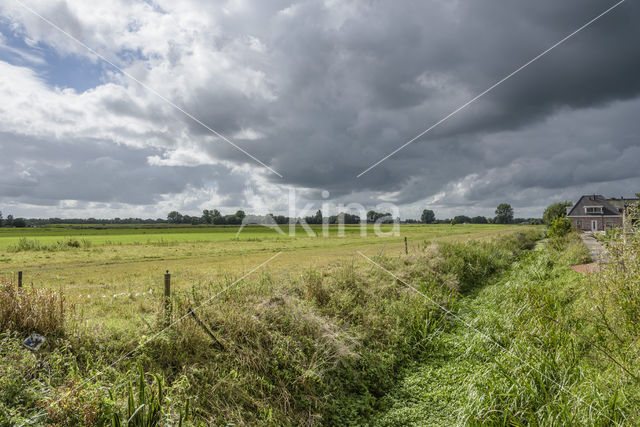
[[0, 224, 538, 343], [0, 224, 533, 308]]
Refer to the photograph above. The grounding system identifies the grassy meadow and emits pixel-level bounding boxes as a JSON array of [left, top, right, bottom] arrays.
[[0, 224, 530, 327]]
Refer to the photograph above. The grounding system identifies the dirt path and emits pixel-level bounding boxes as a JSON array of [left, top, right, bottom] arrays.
[[579, 232, 607, 263]]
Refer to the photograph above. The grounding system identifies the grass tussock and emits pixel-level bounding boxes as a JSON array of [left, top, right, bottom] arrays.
[[7, 237, 92, 252], [0, 281, 65, 335]]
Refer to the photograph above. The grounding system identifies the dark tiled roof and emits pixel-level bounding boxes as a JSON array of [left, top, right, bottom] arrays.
[[567, 195, 621, 216]]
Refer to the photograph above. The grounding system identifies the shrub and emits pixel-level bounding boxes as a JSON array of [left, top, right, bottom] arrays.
[[543, 201, 572, 225], [547, 217, 572, 239], [591, 202, 640, 337]]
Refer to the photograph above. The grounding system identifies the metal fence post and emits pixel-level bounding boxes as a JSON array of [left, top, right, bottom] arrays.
[[18, 271, 22, 288], [404, 237, 408, 255]]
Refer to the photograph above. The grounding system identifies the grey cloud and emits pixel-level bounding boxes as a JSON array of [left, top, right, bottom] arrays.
[[180, 0, 640, 201], [0, 132, 236, 206]]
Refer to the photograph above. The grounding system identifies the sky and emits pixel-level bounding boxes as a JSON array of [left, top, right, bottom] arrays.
[[0, 0, 638, 220]]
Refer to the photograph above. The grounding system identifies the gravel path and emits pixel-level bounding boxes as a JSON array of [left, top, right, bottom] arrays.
[[579, 232, 607, 263]]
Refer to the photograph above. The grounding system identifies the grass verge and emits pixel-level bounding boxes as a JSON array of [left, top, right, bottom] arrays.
[[373, 230, 639, 425]]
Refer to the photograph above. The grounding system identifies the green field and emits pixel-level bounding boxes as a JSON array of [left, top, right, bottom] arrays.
[[0, 224, 538, 355], [0, 224, 533, 297]]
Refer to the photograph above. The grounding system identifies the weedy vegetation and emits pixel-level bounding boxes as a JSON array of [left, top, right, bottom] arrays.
[[374, 205, 640, 425]]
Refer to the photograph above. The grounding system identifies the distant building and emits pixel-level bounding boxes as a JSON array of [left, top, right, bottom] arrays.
[[567, 195, 638, 231]]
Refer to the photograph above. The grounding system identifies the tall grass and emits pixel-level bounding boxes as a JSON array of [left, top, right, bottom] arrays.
[[109, 365, 189, 426], [7, 237, 92, 252], [0, 281, 65, 335], [461, 217, 640, 424]]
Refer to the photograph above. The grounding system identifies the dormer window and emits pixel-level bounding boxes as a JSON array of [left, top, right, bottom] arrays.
[[585, 206, 603, 214]]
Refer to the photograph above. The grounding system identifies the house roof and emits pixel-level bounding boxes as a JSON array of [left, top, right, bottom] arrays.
[[567, 194, 622, 217]]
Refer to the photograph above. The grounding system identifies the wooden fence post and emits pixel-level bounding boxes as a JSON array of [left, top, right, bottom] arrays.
[[164, 270, 171, 325], [18, 271, 22, 288], [404, 237, 408, 255]]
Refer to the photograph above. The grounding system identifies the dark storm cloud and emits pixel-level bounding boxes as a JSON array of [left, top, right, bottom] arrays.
[[174, 0, 640, 209], [1, 0, 639, 217]]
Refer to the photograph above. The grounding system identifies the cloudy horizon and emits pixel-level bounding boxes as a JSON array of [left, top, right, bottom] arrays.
[[0, 0, 639, 221]]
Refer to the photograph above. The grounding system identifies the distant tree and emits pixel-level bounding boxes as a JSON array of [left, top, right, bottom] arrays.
[[470, 216, 488, 224], [305, 210, 323, 224], [12, 218, 26, 228], [330, 213, 360, 224], [271, 215, 288, 225], [201, 209, 223, 225], [224, 214, 241, 225], [235, 210, 246, 221], [370, 211, 393, 223], [5, 214, 14, 227], [212, 210, 225, 225], [167, 211, 183, 224], [201, 209, 214, 224], [450, 218, 457, 226], [0, 211, 3, 227], [494, 203, 514, 224], [421, 209, 435, 224], [453, 215, 472, 224], [543, 201, 573, 225]]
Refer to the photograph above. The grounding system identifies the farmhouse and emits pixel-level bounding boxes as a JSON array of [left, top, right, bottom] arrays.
[[567, 194, 637, 231]]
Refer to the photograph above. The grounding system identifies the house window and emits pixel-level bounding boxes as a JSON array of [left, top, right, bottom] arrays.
[[606, 221, 615, 229], [585, 206, 603, 214], [576, 220, 582, 228]]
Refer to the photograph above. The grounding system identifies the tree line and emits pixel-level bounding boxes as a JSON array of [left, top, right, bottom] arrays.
[[0, 203, 549, 228], [0, 212, 27, 228], [167, 209, 395, 225], [0, 211, 170, 228], [416, 203, 542, 225]]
